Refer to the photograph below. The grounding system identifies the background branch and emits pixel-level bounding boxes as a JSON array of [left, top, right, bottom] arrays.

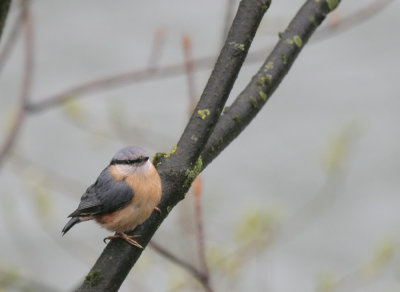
[[193, 177, 209, 284], [149, 241, 212, 291], [146, 28, 166, 69], [182, 35, 197, 109]]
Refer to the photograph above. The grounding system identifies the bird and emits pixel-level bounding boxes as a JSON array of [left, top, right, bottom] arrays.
[[62, 146, 162, 248]]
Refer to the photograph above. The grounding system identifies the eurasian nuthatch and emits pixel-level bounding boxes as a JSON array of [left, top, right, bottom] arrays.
[[62, 146, 162, 248]]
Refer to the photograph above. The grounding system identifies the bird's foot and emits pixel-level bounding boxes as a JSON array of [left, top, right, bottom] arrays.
[[103, 232, 143, 249], [119, 232, 143, 248], [154, 207, 162, 215]]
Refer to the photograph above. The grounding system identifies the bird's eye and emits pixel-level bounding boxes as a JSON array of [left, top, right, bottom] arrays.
[[110, 157, 149, 166]]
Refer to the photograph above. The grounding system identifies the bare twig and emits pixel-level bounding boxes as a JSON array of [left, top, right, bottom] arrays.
[[149, 241, 212, 292], [143, 35, 212, 291], [183, 34, 210, 285], [25, 58, 196, 113], [0, 0, 33, 169], [26, 28, 166, 113], [147, 27, 166, 68], [193, 177, 210, 285], [182, 35, 197, 111]]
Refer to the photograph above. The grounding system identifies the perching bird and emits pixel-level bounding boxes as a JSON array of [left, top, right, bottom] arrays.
[[62, 146, 162, 248]]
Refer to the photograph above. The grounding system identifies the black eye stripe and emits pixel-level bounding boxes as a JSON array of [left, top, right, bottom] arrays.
[[110, 156, 149, 165]]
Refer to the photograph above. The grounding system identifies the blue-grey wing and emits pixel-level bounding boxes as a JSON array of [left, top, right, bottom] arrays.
[[68, 167, 134, 217]]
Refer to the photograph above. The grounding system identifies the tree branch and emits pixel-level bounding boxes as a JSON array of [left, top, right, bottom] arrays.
[[75, 1, 270, 291], [146, 28, 166, 68], [182, 35, 197, 109], [193, 177, 210, 285], [201, 0, 341, 168], [149, 241, 212, 291]]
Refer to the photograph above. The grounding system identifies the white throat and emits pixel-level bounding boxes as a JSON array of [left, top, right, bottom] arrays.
[[114, 160, 151, 177]]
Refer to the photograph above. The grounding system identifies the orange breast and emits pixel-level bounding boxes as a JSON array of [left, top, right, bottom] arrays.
[[96, 164, 162, 232]]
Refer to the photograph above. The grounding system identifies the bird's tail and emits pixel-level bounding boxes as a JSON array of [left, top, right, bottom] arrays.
[[62, 217, 81, 235]]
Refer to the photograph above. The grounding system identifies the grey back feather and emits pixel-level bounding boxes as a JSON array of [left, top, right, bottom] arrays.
[[69, 166, 135, 217]]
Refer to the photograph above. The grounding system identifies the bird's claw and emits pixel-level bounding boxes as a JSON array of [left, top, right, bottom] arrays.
[[103, 232, 143, 248], [103, 234, 120, 244], [154, 207, 162, 215]]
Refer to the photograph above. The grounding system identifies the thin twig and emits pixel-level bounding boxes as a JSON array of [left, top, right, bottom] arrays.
[[25, 56, 214, 113], [182, 35, 197, 112], [147, 27, 166, 68], [149, 241, 212, 291], [0, 0, 33, 169], [193, 177, 210, 285], [180, 34, 212, 291], [183, 34, 210, 283]]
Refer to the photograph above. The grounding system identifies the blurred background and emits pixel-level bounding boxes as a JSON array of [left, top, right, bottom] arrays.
[[0, 0, 399, 291]]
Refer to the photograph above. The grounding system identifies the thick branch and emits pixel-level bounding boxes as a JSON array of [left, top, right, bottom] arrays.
[[75, 1, 270, 291], [173, 0, 271, 168], [201, 0, 341, 168]]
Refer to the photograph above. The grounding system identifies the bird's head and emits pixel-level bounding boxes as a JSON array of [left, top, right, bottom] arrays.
[[110, 146, 151, 176]]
